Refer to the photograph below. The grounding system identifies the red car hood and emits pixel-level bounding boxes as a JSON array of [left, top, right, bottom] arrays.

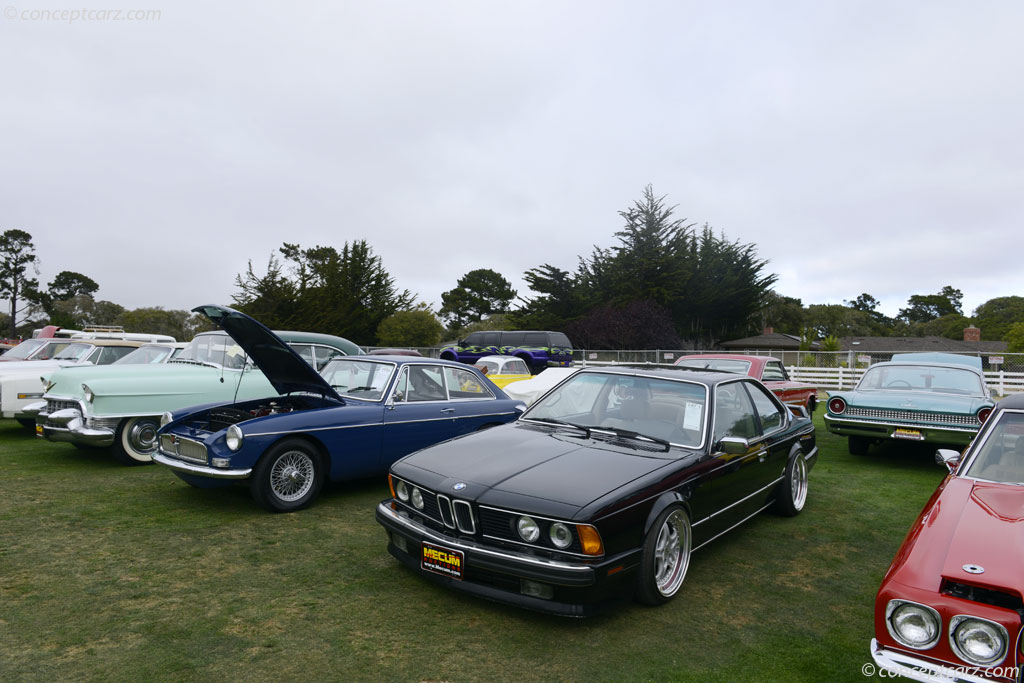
[[888, 476, 1024, 596]]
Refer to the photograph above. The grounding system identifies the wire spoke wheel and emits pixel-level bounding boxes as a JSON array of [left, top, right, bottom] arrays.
[[269, 451, 315, 502]]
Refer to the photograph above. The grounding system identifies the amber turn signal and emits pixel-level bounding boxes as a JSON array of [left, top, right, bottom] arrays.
[[576, 525, 604, 556], [387, 473, 396, 498]]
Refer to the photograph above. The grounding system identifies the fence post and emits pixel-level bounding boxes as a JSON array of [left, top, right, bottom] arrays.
[[838, 366, 845, 389], [1000, 370, 1005, 396]]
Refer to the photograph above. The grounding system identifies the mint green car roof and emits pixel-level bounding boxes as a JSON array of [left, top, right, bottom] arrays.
[[195, 329, 363, 356], [889, 352, 983, 371]]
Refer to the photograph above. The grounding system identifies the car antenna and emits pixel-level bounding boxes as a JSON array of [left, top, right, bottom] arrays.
[[232, 352, 248, 405]]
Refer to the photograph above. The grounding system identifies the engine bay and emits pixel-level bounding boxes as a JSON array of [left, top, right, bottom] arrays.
[[204, 397, 312, 432]]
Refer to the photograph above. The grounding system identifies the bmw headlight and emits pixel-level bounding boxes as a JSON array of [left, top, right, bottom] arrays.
[[549, 522, 573, 549], [82, 384, 95, 403], [160, 412, 174, 428], [950, 616, 1007, 666], [395, 479, 409, 502], [225, 424, 244, 452], [410, 487, 424, 510], [886, 601, 940, 649], [517, 516, 540, 543]]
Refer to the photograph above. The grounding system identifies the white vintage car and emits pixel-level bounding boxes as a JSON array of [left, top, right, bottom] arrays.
[[0, 340, 183, 426]]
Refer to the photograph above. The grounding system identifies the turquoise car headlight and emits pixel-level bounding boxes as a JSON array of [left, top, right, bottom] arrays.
[[82, 384, 95, 403], [225, 424, 244, 452]]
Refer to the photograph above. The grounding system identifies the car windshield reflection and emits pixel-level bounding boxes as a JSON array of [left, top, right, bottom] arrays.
[[321, 358, 395, 401], [966, 412, 1024, 485], [857, 364, 985, 396], [522, 371, 707, 449]]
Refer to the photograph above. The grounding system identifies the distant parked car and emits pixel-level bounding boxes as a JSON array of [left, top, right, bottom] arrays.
[[30, 307, 362, 464], [1, 339, 153, 426], [439, 330, 573, 375], [870, 393, 1024, 682], [674, 354, 818, 413], [368, 348, 423, 357], [0, 338, 70, 362], [154, 307, 524, 512], [472, 355, 532, 389], [502, 367, 581, 405], [377, 364, 817, 615], [824, 353, 995, 455]]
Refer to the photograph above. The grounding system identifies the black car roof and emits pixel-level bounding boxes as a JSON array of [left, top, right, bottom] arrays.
[[996, 393, 1024, 411]]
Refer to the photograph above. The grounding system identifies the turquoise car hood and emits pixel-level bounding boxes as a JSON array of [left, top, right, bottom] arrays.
[[45, 362, 278, 417], [835, 389, 990, 414]]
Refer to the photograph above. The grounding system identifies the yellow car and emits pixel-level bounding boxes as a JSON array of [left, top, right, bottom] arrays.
[[474, 355, 532, 389]]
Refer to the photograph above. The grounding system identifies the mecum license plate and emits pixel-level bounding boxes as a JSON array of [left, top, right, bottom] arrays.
[[35, 424, 43, 436], [421, 542, 464, 580], [893, 428, 924, 441]]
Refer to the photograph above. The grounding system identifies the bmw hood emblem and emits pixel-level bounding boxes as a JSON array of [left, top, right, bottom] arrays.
[[453, 482, 467, 491], [962, 564, 985, 574]]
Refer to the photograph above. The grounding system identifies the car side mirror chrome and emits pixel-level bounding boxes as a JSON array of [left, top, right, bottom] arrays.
[[936, 448, 961, 472], [718, 437, 750, 455], [787, 404, 808, 419]]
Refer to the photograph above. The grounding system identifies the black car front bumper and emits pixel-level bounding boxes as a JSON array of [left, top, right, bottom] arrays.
[[375, 501, 639, 617]]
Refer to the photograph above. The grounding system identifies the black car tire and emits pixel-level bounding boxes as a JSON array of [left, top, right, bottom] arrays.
[[848, 436, 870, 456], [249, 438, 324, 513], [112, 417, 160, 465], [773, 449, 809, 517], [807, 396, 817, 413], [635, 505, 691, 606], [16, 418, 35, 429]]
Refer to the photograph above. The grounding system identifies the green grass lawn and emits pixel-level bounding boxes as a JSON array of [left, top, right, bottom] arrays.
[[0, 414, 950, 682]]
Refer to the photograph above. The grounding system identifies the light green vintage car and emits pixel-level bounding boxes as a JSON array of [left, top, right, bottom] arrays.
[[29, 327, 361, 464]]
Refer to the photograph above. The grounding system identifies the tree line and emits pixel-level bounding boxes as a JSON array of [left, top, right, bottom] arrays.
[[6, 184, 1024, 350]]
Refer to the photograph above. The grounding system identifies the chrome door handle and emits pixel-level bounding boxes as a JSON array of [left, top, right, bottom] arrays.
[[440, 408, 455, 414], [756, 449, 768, 462]]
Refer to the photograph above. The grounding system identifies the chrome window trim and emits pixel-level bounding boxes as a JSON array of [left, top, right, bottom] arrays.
[[692, 500, 774, 551], [960, 407, 1024, 478], [690, 476, 784, 529], [740, 379, 790, 438]]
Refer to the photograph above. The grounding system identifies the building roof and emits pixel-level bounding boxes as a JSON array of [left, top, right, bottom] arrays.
[[719, 332, 819, 351], [839, 336, 1007, 354]]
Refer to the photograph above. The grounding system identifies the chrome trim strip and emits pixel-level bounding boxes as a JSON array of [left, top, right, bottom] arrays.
[[824, 414, 977, 434], [870, 638, 995, 683], [152, 452, 252, 479], [245, 411, 518, 437], [692, 500, 774, 550], [378, 502, 593, 575], [690, 477, 783, 529]]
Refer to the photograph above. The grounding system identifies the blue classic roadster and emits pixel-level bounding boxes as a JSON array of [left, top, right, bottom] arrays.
[[153, 306, 525, 511]]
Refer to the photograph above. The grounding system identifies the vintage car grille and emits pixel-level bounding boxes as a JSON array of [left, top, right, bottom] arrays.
[[86, 417, 121, 431], [46, 398, 79, 414], [393, 479, 476, 535], [159, 434, 208, 464], [478, 506, 584, 554], [942, 580, 1024, 611], [844, 407, 979, 426]]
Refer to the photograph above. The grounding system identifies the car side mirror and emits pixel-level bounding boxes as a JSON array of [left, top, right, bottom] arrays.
[[787, 404, 808, 419], [935, 448, 961, 472], [718, 436, 750, 455]]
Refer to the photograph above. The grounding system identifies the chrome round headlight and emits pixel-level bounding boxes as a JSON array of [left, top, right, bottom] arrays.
[[887, 601, 940, 649], [395, 479, 409, 502], [82, 384, 95, 403], [517, 516, 540, 543], [549, 522, 573, 549], [225, 424, 244, 452], [950, 616, 1007, 666], [410, 487, 424, 510], [160, 412, 173, 428]]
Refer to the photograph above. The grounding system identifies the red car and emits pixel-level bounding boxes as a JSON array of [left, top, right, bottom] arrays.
[[674, 354, 818, 413], [870, 393, 1024, 682]]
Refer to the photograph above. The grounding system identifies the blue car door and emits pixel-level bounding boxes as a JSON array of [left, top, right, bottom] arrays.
[[381, 365, 459, 467], [440, 365, 507, 437]]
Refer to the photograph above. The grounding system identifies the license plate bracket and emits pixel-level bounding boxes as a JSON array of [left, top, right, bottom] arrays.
[[421, 541, 464, 580], [893, 428, 924, 441]]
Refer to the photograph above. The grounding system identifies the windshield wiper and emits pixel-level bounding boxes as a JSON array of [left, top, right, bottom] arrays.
[[528, 417, 591, 436], [577, 425, 671, 452]]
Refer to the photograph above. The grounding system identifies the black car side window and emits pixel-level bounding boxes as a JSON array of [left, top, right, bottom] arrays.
[[744, 382, 785, 435], [713, 383, 759, 445]]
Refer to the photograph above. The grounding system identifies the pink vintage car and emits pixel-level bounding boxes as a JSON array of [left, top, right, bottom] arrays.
[[674, 354, 818, 413]]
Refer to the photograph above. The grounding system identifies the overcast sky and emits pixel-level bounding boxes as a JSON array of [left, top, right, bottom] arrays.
[[3, 1, 1023, 323]]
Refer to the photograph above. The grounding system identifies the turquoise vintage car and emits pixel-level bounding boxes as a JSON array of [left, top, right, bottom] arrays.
[[824, 352, 995, 455], [29, 325, 361, 465]]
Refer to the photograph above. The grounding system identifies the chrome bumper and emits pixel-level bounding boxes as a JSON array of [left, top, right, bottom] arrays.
[[37, 407, 116, 447], [152, 451, 252, 480], [870, 638, 1007, 683]]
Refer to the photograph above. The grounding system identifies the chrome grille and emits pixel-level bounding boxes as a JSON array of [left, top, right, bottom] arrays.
[[391, 477, 476, 534], [86, 417, 121, 431], [46, 399, 79, 413], [844, 407, 979, 426], [159, 434, 207, 464]]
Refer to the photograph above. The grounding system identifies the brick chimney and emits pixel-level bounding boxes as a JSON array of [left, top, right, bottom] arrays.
[[963, 326, 981, 342], [763, 326, 774, 335]]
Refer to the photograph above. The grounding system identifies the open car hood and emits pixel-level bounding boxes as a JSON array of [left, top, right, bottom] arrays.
[[193, 304, 343, 401]]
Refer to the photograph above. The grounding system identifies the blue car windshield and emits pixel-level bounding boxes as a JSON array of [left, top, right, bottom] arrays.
[[523, 372, 708, 449], [321, 358, 395, 401], [966, 412, 1024, 485], [857, 364, 985, 396]]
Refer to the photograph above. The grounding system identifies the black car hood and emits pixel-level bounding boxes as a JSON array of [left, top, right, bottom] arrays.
[[399, 422, 676, 510], [193, 304, 342, 401]]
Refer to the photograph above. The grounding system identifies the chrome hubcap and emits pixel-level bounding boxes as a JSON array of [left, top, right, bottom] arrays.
[[128, 420, 159, 454], [791, 457, 808, 511], [654, 510, 690, 597], [270, 451, 315, 502]]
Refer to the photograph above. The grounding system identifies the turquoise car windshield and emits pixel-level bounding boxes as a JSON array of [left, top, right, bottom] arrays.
[[321, 358, 395, 401], [966, 412, 1024, 484], [173, 333, 251, 370], [858, 364, 985, 396]]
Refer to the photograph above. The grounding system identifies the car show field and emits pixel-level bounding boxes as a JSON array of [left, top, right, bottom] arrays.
[[0, 410, 954, 681]]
